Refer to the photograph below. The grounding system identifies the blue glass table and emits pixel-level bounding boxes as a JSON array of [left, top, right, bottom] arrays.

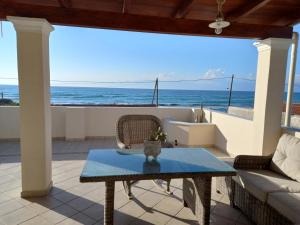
[[80, 148, 236, 225]]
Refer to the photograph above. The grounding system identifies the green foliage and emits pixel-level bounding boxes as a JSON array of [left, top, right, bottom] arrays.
[[149, 127, 167, 142], [0, 99, 18, 106]]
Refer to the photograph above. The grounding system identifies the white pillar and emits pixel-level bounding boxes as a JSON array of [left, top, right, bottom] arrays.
[[253, 38, 291, 156], [7, 16, 54, 197], [284, 32, 299, 127]]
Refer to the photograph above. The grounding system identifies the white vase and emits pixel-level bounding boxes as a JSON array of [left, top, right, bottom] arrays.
[[144, 140, 161, 161]]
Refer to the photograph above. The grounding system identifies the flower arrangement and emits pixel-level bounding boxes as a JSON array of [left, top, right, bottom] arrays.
[[148, 127, 167, 142], [144, 127, 167, 160]]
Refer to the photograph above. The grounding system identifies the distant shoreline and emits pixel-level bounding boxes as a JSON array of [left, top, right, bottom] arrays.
[[0, 84, 255, 92], [1, 83, 300, 93], [1, 84, 299, 111]]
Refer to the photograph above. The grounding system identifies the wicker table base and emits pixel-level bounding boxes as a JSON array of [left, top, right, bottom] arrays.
[[183, 177, 212, 225], [105, 181, 115, 225]]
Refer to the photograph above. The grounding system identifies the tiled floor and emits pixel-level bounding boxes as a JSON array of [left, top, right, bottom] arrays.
[[0, 138, 252, 225]]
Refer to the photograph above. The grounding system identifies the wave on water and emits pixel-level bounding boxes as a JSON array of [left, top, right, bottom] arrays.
[[0, 84, 264, 111]]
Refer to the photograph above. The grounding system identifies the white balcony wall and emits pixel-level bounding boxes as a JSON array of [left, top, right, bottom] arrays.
[[165, 121, 215, 146], [0, 106, 195, 140], [2, 106, 297, 156], [0, 106, 20, 139], [203, 109, 255, 156]]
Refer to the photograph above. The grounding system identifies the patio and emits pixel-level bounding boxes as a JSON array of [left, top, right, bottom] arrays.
[[0, 139, 250, 225], [1, 1, 300, 224]]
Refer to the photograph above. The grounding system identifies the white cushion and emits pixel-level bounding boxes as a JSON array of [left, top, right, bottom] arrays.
[[267, 192, 300, 224], [270, 134, 300, 182], [233, 169, 300, 202]]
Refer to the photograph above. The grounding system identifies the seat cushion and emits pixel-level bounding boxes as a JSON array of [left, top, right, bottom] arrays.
[[267, 192, 300, 224], [233, 169, 300, 202], [270, 134, 300, 182]]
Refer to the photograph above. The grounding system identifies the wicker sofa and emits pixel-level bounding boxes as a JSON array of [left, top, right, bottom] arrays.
[[217, 134, 300, 225]]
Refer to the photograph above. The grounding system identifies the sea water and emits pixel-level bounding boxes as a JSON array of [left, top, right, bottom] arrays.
[[1, 85, 298, 112]]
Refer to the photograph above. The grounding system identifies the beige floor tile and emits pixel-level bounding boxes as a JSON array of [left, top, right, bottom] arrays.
[[41, 204, 78, 224], [84, 188, 105, 203], [218, 192, 231, 204], [0, 139, 249, 225], [19, 216, 53, 225], [3, 186, 22, 198], [166, 207, 198, 225], [57, 212, 96, 225], [213, 201, 241, 221], [1, 206, 37, 225], [114, 191, 130, 209], [154, 196, 183, 215], [81, 203, 104, 221], [53, 191, 79, 203], [0, 199, 25, 216], [67, 196, 96, 211], [118, 200, 146, 218], [0, 175, 16, 185], [54, 177, 81, 191], [25, 196, 64, 214], [0, 180, 21, 192], [130, 194, 162, 212], [113, 210, 143, 225], [68, 183, 99, 196], [138, 210, 173, 225], [0, 193, 13, 204]]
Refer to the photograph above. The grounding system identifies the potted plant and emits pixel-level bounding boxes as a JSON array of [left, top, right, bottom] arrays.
[[144, 127, 167, 161]]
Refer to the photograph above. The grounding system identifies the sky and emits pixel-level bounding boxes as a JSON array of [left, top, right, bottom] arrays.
[[0, 21, 300, 91]]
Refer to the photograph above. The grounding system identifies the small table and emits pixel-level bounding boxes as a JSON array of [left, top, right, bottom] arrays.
[[80, 148, 236, 225]]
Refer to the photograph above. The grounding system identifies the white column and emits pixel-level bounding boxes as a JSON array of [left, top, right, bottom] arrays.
[[253, 38, 291, 156], [7, 16, 54, 197], [284, 32, 299, 127]]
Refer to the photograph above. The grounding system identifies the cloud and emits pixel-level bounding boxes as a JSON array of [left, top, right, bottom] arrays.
[[202, 69, 225, 79], [157, 73, 173, 81], [244, 73, 256, 80]]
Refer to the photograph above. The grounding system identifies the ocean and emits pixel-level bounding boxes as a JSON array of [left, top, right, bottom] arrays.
[[1, 85, 299, 112]]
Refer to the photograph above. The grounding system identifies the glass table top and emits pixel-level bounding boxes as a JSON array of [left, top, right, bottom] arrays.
[[80, 148, 236, 182]]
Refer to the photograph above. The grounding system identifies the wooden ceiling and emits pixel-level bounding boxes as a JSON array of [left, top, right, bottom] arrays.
[[0, 0, 299, 39]]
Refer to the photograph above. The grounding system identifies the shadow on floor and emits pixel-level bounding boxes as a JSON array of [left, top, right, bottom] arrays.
[[23, 186, 197, 225]]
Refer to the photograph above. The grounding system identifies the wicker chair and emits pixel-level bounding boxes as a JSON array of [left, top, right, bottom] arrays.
[[116, 114, 173, 199]]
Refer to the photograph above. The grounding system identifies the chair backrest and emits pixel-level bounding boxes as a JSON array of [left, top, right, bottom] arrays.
[[116, 114, 162, 148]]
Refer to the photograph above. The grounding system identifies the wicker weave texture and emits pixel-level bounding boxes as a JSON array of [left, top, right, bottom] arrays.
[[233, 155, 272, 170], [233, 181, 293, 225], [216, 155, 294, 225], [116, 114, 161, 148], [116, 114, 173, 198], [104, 181, 115, 225], [183, 177, 212, 225]]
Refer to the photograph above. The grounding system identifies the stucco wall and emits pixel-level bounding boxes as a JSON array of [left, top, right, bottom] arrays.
[[0, 106, 20, 139], [4, 106, 292, 156], [203, 109, 255, 156], [165, 120, 215, 146], [0, 106, 195, 139], [228, 106, 300, 129]]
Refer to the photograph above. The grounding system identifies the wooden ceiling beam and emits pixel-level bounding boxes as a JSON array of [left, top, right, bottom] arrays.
[[277, 13, 300, 26], [58, 0, 72, 8], [122, 0, 131, 14], [1, 2, 293, 39], [173, 0, 195, 19], [227, 0, 271, 22]]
